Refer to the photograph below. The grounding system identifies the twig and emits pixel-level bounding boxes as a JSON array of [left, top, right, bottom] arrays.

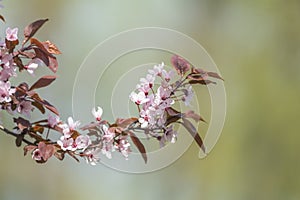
[[0, 125, 34, 145]]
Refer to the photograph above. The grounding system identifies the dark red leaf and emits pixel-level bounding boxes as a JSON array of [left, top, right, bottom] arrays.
[[115, 118, 138, 128], [23, 19, 49, 45], [181, 118, 205, 153], [171, 55, 191, 76], [54, 151, 65, 161], [23, 145, 36, 156], [207, 72, 224, 81], [29, 92, 59, 116], [127, 131, 147, 163], [165, 107, 181, 116], [43, 99, 59, 116], [31, 38, 52, 56], [13, 56, 25, 71], [42, 40, 62, 55], [0, 15, 5, 22], [29, 75, 56, 91], [48, 56, 58, 73], [15, 134, 24, 147], [14, 117, 31, 131], [32, 125, 44, 134], [165, 107, 182, 126], [184, 110, 206, 123], [31, 101, 45, 114], [34, 48, 49, 66], [189, 80, 216, 85], [5, 39, 19, 53]]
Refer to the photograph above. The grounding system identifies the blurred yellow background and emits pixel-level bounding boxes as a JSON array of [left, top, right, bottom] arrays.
[[0, 0, 299, 199]]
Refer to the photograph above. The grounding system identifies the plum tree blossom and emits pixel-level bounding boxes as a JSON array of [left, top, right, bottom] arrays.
[[92, 106, 103, 121], [0, 12, 223, 166], [48, 114, 60, 128], [129, 91, 149, 105], [5, 27, 18, 41], [0, 80, 15, 102]]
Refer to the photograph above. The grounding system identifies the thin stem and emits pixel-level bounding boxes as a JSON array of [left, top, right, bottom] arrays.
[[0, 125, 34, 145]]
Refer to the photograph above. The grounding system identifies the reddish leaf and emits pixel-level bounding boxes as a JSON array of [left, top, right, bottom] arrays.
[[13, 56, 25, 71], [23, 145, 36, 156], [207, 72, 224, 81], [38, 142, 55, 161], [5, 39, 19, 53], [23, 19, 49, 45], [187, 74, 207, 81], [15, 134, 24, 147], [184, 110, 206, 123], [48, 56, 58, 73], [0, 15, 5, 22], [115, 118, 138, 128], [165, 107, 182, 126], [165, 107, 181, 116], [14, 117, 31, 131], [18, 51, 36, 59], [31, 101, 45, 114], [127, 131, 147, 163], [29, 92, 59, 116], [67, 151, 80, 162], [34, 48, 50, 66], [29, 75, 56, 91], [54, 151, 65, 160], [42, 40, 62, 55], [181, 118, 205, 153], [171, 55, 191, 76], [43, 99, 59, 116], [189, 80, 216, 85], [32, 125, 44, 134]]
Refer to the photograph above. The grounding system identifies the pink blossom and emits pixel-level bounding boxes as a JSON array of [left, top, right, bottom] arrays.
[[136, 83, 151, 95], [101, 125, 115, 159], [129, 91, 149, 105], [67, 117, 80, 131], [139, 109, 150, 128], [48, 114, 60, 128], [140, 74, 155, 88], [75, 135, 91, 150], [0, 81, 15, 103], [17, 101, 33, 118], [182, 86, 194, 106], [0, 54, 16, 81], [162, 69, 175, 82], [92, 106, 103, 121], [6, 27, 18, 41], [32, 149, 42, 161], [84, 148, 101, 165], [59, 123, 71, 138], [115, 139, 131, 159], [148, 62, 164, 76], [25, 62, 38, 75], [159, 125, 178, 147], [57, 136, 75, 151]]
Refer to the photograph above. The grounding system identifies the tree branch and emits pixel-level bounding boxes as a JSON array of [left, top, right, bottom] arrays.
[[0, 125, 34, 145]]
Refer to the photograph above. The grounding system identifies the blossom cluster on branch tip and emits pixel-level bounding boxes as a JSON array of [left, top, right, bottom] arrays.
[[0, 12, 223, 165]]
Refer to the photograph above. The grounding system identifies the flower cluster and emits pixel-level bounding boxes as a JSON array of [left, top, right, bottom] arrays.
[[0, 13, 223, 165]]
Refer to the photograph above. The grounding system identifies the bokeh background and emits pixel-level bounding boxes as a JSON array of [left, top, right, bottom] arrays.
[[0, 0, 299, 199]]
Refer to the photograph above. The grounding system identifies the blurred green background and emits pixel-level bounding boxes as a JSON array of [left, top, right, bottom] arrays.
[[0, 0, 300, 199]]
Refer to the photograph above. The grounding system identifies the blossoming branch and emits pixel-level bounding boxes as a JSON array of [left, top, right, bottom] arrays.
[[0, 15, 223, 165]]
